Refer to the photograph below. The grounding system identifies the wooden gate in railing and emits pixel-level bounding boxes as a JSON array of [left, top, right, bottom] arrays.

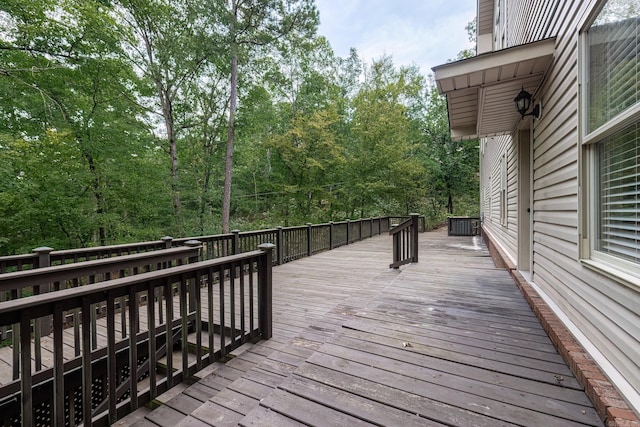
[[0, 245, 274, 427]]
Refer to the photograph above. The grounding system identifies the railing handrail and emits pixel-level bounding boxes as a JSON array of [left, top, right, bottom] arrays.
[[0, 216, 393, 267], [0, 247, 273, 426], [0, 249, 261, 323], [0, 245, 200, 293]]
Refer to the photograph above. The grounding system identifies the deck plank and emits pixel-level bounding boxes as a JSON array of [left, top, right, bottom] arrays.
[[3, 228, 604, 426]]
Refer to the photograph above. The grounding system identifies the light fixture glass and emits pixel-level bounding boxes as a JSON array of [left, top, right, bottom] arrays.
[[514, 86, 540, 119]]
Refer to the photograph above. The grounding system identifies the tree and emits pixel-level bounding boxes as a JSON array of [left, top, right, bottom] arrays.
[[221, 0, 318, 233], [343, 56, 428, 218], [115, 0, 216, 232], [423, 82, 479, 216]]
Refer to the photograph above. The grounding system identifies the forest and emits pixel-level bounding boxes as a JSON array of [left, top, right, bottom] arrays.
[[0, 0, 478, 255]]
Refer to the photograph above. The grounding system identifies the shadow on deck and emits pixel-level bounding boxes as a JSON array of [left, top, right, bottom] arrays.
[[121, 228, 603, 427]]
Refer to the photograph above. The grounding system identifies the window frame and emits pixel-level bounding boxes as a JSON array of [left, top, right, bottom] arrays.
[[579, 0, 640, 288]]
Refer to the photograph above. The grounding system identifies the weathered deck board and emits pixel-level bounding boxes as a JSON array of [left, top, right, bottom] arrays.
[[124, 228, 603, 427]]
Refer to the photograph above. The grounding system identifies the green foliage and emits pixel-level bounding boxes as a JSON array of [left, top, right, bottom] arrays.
[[0, 5, 479, 253]]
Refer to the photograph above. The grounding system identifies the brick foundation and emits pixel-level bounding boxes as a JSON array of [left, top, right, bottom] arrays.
[[481, 225, 639, 427]]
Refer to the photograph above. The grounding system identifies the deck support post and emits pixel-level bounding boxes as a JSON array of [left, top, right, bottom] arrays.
[[306, 223, 313, 257], [258, 243, 275, 340]]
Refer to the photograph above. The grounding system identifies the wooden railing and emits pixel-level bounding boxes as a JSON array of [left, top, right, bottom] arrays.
[[0, 244, 201, 382], [0, 217, 396, 272], [389, 214, 420, 269], [0, 237, 177, 273], [0, 244, 274, 426]]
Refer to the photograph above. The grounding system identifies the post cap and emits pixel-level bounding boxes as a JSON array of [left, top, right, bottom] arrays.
[[161, 236, 173, 242], [33, 246, 54, 254], [232, 229, 240, 234], [184, 240, 201, 247], [258, 243, 276, 251]]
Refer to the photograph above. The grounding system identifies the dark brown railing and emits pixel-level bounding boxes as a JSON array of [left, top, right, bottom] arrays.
[[0, 216, 398, 272], [0, 245, 274, 426], [389, 214, 420, 269], [0, 245, 201, 382], [0, 215, 424, 426], [0, 237, 177, 273]]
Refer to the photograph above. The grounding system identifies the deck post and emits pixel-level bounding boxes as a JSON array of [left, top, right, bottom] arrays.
[[33, 247, 53, 340], [231, 230, 240, 255], [276, 226, 284, 265], [258, 243, 275, 340], [162, 236, 173, 249], [184, 240, 201, 312], [346, 220, 350, 245], [410, 213, 419, 263], [306, 223, 313, 257], [358, 219, 363, 242], [329, 222, 334, 250]]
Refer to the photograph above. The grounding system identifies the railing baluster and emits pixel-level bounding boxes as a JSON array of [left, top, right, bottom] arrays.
[[148, 284, 157, 399], [230, 263, 236, 346], [128, 287, 138, 411], [207, 269, 214, 362], [53, 303, 65, 427], [81, 298, 92, 427], [249, 260, 255, 339], [240, 261, 246, 339], [164, 278, 173, 389], [219, 265, 226, 358], [20, 314, 32, 427], [107, 292, 117, 424], [180, 275, 189, 378], [194, 272, 202, 371]]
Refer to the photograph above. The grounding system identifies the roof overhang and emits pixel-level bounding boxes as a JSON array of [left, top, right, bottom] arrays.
[[432, 37, 556, 140]]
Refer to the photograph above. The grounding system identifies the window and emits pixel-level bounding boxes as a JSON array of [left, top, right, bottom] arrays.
[[500, 153, 507, 226], [582, 0, 640, 278]]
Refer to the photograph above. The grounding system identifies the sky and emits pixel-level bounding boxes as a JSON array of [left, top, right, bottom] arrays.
[[314, 0, 477, 76]]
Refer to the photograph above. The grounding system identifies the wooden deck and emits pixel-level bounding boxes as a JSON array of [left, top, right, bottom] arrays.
[[119, 227, 603, 427]]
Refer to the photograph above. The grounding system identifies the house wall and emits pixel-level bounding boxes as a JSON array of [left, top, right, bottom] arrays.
[[479, 0, 640, 411]]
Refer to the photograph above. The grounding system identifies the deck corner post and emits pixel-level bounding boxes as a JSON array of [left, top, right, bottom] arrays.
[[410, 213, 420, 263], [329, 221, 334, 250], [258, 243, 275, 340], [162, 236, 173, 249], [306, 223, 313, 257], [232, 230, 240, 255], [276, 226, 284, 265]]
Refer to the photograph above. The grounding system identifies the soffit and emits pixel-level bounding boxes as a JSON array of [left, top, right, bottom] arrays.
[[431, 38, 556, 140]]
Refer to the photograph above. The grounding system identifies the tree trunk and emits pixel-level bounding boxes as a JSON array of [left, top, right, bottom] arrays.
[[222, 53, 237, 234]]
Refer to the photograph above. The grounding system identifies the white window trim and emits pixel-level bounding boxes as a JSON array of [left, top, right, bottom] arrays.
[[578, 0, 640, 290]]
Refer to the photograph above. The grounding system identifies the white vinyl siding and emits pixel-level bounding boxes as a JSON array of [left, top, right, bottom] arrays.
[[478, 0, 640, 408]]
